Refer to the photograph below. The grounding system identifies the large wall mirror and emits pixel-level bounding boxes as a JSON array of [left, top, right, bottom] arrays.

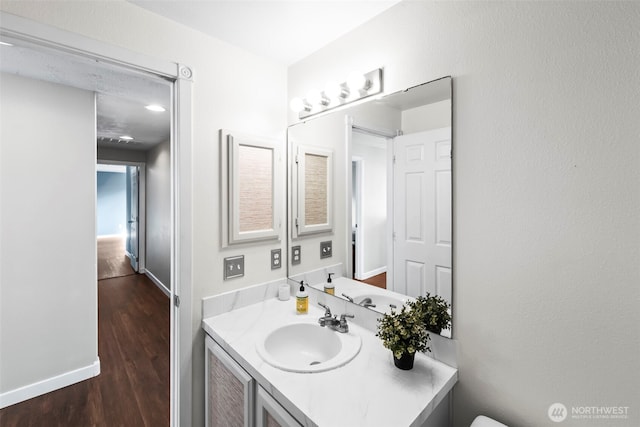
[[287, 76, 452, 337]]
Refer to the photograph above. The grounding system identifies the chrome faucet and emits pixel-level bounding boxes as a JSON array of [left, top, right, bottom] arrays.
[[356, 297, 376, 308], [341, 293, 354, 303], [342, 293, 376, 308], [317, 302, 333, 326], [317, 303, 354, 333]]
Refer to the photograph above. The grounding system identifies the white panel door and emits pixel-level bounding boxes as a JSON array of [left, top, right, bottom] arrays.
[[393, 128, 451, 302]]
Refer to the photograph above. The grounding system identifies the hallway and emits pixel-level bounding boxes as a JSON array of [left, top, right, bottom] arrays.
[[0, 274, 170, 427], [97, 235, 135, 280]]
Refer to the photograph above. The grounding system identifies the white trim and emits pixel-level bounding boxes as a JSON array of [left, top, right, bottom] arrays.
[[352, 156, 364, 280], [96, 233, 127, 239], [0, 13, 176, 78], [0, 359, 100, 409], [359, 266, 387, 281], [221, 130, 283, 246], [173, 69, 193, 427], [145, 269, 171, 297], [293, 145, 334, 237]]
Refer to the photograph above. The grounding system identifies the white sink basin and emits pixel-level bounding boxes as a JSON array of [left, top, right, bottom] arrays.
[[256, 322, 361, 373], [352, 293, 410, 314]]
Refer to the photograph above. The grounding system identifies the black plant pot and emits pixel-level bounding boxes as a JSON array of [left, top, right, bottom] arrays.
[[427, 325, 442, 335], [393, 351, 415, 370]]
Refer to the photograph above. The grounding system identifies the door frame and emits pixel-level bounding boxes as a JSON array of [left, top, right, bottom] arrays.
[[351, 156, 363, 280], [97, 160, 147, 273], [1, 12, 193, 426]]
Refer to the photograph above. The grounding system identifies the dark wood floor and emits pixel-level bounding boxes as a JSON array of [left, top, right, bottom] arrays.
[[0, 274, 170, 427], [357, 272, 387, 289], [97, 236, 135, 280]]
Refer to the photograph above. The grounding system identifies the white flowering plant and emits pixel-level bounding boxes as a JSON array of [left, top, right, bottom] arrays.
[[407, 293, 451, 334], [376, 304, 431, 359]]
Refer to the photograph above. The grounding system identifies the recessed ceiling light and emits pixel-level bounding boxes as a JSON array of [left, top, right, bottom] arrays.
[[145, 104, 166, 112], [0, 41, 14, 47], [120, 135, 134, 141]]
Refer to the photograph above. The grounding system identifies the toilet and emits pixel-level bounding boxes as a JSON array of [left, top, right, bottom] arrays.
[[470, 415, 508, 427]]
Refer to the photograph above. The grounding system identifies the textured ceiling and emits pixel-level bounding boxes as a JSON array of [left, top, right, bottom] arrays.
[[0, 38, 171, 151]]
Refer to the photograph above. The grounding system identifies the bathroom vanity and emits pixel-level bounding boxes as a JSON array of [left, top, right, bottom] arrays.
[[202, 286, 457, 427]]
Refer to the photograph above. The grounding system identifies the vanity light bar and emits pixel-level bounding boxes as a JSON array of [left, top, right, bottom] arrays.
[[291, 68, 383, 120]]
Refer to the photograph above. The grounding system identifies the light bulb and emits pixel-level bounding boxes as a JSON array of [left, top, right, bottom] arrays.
[[120, 135, 134, 141], [324, 80, 349, 99], [347, 72, 369, 92], [145, 104, 166, 112], [306, 90, 329, 106], [290, 97, 310, 113]]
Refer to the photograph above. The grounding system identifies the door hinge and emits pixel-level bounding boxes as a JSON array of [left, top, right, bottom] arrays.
[[295, 154, 299, 164], [174, 295, 180, 308], [295, 218, 299, 228]]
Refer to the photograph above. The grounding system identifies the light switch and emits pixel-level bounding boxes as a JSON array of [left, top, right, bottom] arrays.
[[224, 255, 244, 280], [320, 241, 332, 259]]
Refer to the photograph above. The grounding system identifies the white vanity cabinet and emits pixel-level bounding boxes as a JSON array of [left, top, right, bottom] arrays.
[[256, 386, 302, 427], [205, 335, 254, 427], [206, 335, 302, 427]]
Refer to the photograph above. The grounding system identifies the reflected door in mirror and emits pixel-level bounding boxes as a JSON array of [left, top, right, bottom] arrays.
[[393, 127, 451, 305]]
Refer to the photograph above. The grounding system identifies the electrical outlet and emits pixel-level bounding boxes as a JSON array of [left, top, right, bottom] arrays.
[[223, 255, 244, 280], [320, 240, 332, 259], [271, 249, 282, 270], [291, 245, 301, 265]]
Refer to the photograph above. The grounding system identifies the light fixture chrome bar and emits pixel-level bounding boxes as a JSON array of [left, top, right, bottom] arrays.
[[297, 68, 383, 119]]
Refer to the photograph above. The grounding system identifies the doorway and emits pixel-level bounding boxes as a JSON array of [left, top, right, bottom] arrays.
[[0, 12, 192, 425], [96, 162, 147, 280], [351, 127, 394, 289]]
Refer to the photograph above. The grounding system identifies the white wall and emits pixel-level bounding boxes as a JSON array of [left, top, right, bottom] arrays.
[[0, 2, 287, 425], [288, 101, 400, 278], [289, 2, 640, 426], [0, 73, 98, 400], [402, 99, 450, 134], [145, 140, 171, 290]]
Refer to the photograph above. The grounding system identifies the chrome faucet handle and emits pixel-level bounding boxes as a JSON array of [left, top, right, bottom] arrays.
[[341, 293, 354, 303], [318, 302, 332, 317], [337, 313, 355, 333]]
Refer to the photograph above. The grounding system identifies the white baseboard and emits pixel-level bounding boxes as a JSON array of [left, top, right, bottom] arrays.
[[145, 269, 170, 297], [0, 358, 100, 409], [356, 266, 387, 281]]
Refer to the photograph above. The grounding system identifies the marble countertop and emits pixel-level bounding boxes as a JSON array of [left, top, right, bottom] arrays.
[[202, 297, 458, 427]]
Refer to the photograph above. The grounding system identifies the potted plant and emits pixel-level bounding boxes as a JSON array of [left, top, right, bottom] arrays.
[[408, 293, 451, 335], [376, 305, 431, 370]]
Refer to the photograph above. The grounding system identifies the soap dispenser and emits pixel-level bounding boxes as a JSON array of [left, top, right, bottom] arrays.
[[324, 273, 335, 295], [296, 281, 308, 314]]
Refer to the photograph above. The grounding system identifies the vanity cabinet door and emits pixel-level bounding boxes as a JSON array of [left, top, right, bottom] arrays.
[[205, 335, 255, 427], [256, 386, 302, 427]]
